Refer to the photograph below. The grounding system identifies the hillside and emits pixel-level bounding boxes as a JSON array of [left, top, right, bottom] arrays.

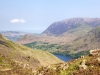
[[33, 49, 100, 75], [1, 36, 100, 75], [62, 26, 100, 54], [0, 34, 62, 75], [16, 34, 76, 45]]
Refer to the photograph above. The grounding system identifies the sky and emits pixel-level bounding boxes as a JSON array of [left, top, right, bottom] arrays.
[[0, 0, 100, 33]]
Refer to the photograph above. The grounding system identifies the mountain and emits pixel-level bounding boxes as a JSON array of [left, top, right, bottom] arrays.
[[0, 34, 62, 75], [16, 18, 100, 56], [62, 26, 100, 54], [17, 18, 100, 45], [0, 31, 28, 41], [42, 18, 100, 35]]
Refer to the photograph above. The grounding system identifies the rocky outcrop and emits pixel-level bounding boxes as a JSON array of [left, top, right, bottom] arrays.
[[79, 59, 87, 70], [97, 58, 100, 63], [33, 62, 69, 75], [89, 49, 100, 56]]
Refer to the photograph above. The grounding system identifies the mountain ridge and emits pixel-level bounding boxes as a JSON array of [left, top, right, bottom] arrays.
[[42, 18, 100, 35]]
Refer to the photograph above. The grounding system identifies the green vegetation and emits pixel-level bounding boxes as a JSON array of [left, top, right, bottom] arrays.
[[24, 41, 91, 59], [68, 23, 92, 36], [24, 42, 63, 53], [70, 50, 90, 58], [62, 26, 100, 56], [0, 34, 62, 75]]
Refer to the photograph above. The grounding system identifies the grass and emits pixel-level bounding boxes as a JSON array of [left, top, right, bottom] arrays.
[[0, 34, 62, 70], [68, 23, 92, 36], [62, 26, 100, 55], [0, 34, 63, 75]]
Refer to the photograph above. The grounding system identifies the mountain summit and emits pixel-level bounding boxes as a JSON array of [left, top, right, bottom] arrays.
[[42, 18, 100, 35]]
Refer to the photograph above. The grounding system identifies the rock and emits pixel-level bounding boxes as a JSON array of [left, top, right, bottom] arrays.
[[91, 66, 94, 68], [79, 59, 87, 70], [89, 49, 100, 56], [80, 56, 84, 58], [38, 73, 42, 75], [63, 65, 68, 70], [97, 58, 100, 63], [53, 67, 56, 70], [81, 59, 86, 65]]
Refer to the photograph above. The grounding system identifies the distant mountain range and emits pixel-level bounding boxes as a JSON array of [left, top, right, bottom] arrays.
[[0, 31, 28, 41], [0, 31, 39, 41], [0, 31, 27, 36]]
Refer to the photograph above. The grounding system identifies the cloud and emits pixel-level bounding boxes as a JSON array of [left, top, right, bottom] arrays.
[[10, 19, 26, 23]]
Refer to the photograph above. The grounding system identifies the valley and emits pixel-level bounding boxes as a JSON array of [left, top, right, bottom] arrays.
[[16, 18, 100, 58], [0, 18, 100, 75], [1, 0, 100, 75]]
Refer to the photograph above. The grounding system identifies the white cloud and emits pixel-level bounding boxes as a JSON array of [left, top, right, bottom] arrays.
[[10, 19, 26, 23]]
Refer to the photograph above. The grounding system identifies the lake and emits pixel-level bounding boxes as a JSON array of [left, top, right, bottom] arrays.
[[54, 54, 71, 62]]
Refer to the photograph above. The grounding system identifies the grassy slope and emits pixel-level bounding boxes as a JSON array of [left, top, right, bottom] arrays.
[[62, 26, 100, 54], [0, 54, 33, 75], [0, 34, 62, 70], [67, 23, 92, 36]]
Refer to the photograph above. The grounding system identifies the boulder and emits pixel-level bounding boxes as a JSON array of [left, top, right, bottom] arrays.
[[79, 59, 87, 70]]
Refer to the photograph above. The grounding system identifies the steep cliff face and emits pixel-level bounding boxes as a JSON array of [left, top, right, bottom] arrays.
[[42, 18, 100, 35]]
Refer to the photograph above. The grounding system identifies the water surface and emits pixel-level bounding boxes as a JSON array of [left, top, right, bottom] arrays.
[[54, 54, 71, 62]]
